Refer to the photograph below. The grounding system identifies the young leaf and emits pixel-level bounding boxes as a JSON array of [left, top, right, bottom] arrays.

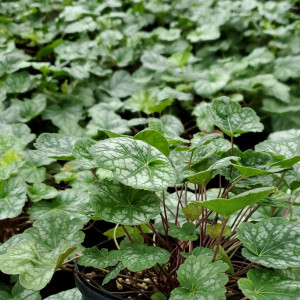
[[170, 255, 228, 300], [238, 269, 300, 300], [168, 222, 198, 241], [191, 187, 275, 218], [206, 224, 231, 239], [182, 203, 202, 221], [134, 129, 170, 157], [35, 133, 77, 160], [207, 97, 263, 137], [102, 263, 124, 285], [27, 183, 58, 202], [118, 244, 170, 272], [77, 247, 118, 269], [237, 218, 300, 269], [89, 137, 176, 191], [90, 180, 160, 225]]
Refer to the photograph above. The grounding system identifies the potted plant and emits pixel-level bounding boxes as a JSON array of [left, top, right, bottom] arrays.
[[0, 97, 300, 299]]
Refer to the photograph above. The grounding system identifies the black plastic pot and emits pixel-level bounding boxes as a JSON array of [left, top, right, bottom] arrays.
[[74, 271, 123, 300], [74, 238, 124, 300]]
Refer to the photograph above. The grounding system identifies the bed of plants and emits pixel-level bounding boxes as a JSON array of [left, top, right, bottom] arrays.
[[0, 0, 300, 299]]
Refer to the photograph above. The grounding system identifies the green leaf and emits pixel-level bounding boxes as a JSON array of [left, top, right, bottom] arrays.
[[54, 171, 76, 184], [134, 129, 170, 157], [151, 292, 167, 300], [42, 102, 83, 129], [192, 102, 215, 132], [118, 244, 170, 272], [206, 224, 231, 239], [0, 281, 41, 300], [72, 138, 98, 169], [168, 50, 191, 67], [0, 51, 30, 76], [89, 137, 176, 191], [102, 262, 124, 285], [86, 104, 129, 137], [64, 17, 97, 33], [168, 222, 198, 241], [44, 288, 81, 300], [238, 269, 300, 300], [35, 133, 77, 160], [187, 25, 220, 42], [0, 176, 27, 220], [141, 52, 168, 72], [27, 183, 58, 202], [256, 139, 300, 160], [2, 72, 36, 94], [0, 149, 24, 180], [243, 47, 274, 68], [25, 211, 84, 250], [111, 47, 133, 67], [170, 255, 228, 300], [182, 203, 202, 221], [231, 150, 273, 178], [101, 71, 136, 98], [207, 97, 263, 137], [237, 218, 300, 269], [0, 240, 74, 290], [90, 180, 160, 225], [11, 94, 47, 121], [274, 56, 300, 81], [29, 189, 89, 223], [78, 247, 118, 269], [194, 70, 230, 97], [187, 156, 239, 184], [192, 187, 275, 218]]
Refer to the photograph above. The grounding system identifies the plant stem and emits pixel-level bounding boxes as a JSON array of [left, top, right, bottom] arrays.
[[60, 266, 105, 291], [222, 176, 243, 198], [282, 189, 300, 218], [113, 223, 120, 250], [121, 225, 134, 243], [212, 218, 228, 261]]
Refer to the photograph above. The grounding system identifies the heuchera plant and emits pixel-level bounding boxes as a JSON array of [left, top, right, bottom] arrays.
[[1, 97, 300, 299]]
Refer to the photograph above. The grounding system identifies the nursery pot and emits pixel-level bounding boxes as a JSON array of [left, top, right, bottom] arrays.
[[74, 238, 124, 300]]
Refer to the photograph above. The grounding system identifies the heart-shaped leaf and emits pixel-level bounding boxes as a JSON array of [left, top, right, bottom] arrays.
[[0, 240, 75, 290], [238, 269, 300, 300], [25, 211, 84, 250], [170, 255, 228, 300], [90, 180, 160, 225], [89, 137, 176, 191], [35, 133, 77, 160], [207, 97, 263, 137], [256, 139, 300, 160], [237, 218, 300, 269], [0, 176, 27, 220], [206, 224, 231, 239], [117, 244, 170, 272], [168, 222, 198, 241], [29, 189, 89, 223], [191, 187, 275, 218]]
